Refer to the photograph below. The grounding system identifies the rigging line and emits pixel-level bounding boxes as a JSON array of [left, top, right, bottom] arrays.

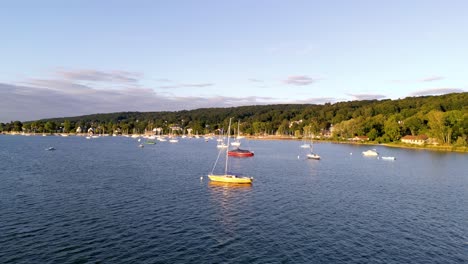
[[211, 146, 224, 174]]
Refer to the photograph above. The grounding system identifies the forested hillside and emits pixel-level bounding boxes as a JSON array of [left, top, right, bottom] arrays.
[[2, 92, 467, 146]]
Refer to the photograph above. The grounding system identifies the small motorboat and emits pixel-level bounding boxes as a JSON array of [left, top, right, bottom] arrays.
[[46, 147, 56, 151], [307, 153, 321, 160], [228, 148, 254, 157], [381, 156, 396, 160], [362, 149, 378, 156]]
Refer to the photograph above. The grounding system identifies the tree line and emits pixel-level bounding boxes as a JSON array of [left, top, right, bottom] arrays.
[[1, 92, 467, 146]]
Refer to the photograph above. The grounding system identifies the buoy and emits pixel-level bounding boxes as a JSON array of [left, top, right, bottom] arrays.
[[350, 152, 352, 155], [297, 155, 300, 159], [200, 176, 203, 180]]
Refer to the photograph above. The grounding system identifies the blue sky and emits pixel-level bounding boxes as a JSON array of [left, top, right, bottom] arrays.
[[1, 0, 467, 122]]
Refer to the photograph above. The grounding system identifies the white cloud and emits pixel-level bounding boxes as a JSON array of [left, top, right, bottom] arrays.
[[57, 69, 141, 83], [409, 88, 464, 96], [419, 76, 444, 82], [347, 94, 387, 100], [0, 82, 280, 122], [283, 75, 319, 86]]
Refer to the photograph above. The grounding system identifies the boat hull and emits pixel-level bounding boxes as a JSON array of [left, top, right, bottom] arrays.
[[208, 174, 253, 184], [228, 148, 254, 157], [362, 150, 378, 156], [307, 154, 320, 160], [228, 152, 254, 157]]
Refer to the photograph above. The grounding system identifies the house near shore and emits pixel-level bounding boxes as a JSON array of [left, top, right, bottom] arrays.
[[401, 135, 428, 145], [351, 136, 369, 141]]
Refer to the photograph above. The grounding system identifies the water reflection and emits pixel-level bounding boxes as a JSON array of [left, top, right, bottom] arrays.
[[207, 181, 253, 231], [208, 181, 253, 190]]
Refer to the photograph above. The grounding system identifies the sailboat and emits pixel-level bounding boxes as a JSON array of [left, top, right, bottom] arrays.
[[306, 140, 320, 160], [230, 120, 241, 147], [208, 118, 253, 184], [227, 121, 254, 157]]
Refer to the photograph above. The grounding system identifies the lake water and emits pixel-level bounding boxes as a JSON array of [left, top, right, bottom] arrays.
[[0, 135, 467, 263]]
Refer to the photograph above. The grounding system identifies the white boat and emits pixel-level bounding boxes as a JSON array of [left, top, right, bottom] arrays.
[[381, 156, 396, 160], [230, 141, 241, 147], [230, 121, 242, 147], [306, 140, 320, 160], [362, 149, 379, 156], [169, 138, 179, 143], [307, 153, 320, 160], [208, 118, 253, 184], [217, 143, 228, 148], [46, 147, 56, 151]]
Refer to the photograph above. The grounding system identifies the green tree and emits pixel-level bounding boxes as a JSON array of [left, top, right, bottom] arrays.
[[384, 115, 402, 141], [427, 111, 453, 144], [44, 121, 56, 133], [63, 120, 71, 133]]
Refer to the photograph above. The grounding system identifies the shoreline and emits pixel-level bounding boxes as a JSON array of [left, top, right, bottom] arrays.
[[2, 132, 467, 153], [245, 135, 468, 153]]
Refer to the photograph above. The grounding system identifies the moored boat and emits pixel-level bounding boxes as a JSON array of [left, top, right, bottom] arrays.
[[228, 148, 254, 157], [208, 118, 253, 184], [307, 153, 320, 160], [362, 149, 379, 156]]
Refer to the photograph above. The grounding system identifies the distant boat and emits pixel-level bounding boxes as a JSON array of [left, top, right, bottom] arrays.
[[169, 138, 179, 143], [228, 148, 254, 157], [230, 141, 241, 147], [208, 118, 253, 184], [306, 140, 320, 160], [307, 153, 320, 160], [138, 144, 144, 148], [381, 156, 396, 160], [217, 142, 228, 148], [145, 141, 156, 145], [300, 143, 311, 148], [230, 120, 242, 147], [362, 149, 379, 156], [46, 147, 55, 151]]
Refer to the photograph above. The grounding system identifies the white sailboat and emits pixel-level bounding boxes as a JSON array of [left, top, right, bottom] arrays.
[[231, 120, 241, 147], [306, 139, 320, 160]]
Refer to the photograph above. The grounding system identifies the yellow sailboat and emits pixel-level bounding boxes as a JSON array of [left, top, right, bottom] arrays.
[[208, 118, 253, 184]]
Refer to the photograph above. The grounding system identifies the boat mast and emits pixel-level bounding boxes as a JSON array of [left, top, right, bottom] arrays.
[[225, 118, 232, 174]]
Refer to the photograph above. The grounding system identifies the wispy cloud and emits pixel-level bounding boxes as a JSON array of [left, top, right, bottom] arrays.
[[57, 69, 141, 84], [409, 88, 465, 96], [293, 97, 340, 104], [0, 82, 274, 122], [283, 75, 319, 86], [390, 75, 445, 83], [159, 83, 214, 89], [419, 76, 444, 82], [23, 79, 95, 94], [347, 94, 387, 100], [248, 78, 263, 82]]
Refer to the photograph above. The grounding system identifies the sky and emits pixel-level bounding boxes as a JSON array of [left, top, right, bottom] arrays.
[[1, 0, 467, 122]]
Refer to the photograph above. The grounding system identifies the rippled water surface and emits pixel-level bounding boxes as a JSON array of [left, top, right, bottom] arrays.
[[0, 135, 467, 263]]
